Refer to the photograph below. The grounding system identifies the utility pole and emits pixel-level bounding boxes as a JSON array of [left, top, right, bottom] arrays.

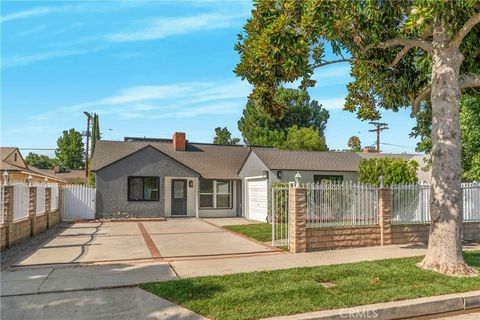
[[83, 112, 93, 177], [368, 121, 389, 152]]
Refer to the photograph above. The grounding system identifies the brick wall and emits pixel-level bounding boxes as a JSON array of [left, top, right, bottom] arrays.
[[306, 226, 381, 251], [35, 214, 47, 234], [11, 218, 30, 246], [0, 225, 6, 251]]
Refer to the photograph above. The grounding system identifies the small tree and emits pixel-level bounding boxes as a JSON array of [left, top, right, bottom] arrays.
[[213, 127, 240, 145], [24, 152, 56, 169], [238, 88, 329, 148], [359, 158, 418, 187], [87, 114, 101, 187], [55, 128, 85, 170], [281, 126, 327, 151], [348, 136, 362, 152]]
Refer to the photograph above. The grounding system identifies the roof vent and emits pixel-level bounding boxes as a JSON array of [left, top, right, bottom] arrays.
[[173, 132, 186, 151]]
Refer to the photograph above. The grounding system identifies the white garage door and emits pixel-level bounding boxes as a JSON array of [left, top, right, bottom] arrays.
[[247, 178, 268, 222]]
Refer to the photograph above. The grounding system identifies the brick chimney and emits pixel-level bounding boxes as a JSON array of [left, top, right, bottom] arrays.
[[173, 132, 186, 151], [53, 165, 62, 173]]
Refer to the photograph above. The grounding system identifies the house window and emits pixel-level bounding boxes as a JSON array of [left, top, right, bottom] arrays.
[[314, 175, 344, 184], [199, 179, 232, 209], [128, 177, 159, 201]]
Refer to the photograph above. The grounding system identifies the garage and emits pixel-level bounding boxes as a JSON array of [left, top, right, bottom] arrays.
[[246, 178, 268, 222]]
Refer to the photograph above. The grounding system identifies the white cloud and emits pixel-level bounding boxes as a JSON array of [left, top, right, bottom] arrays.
[[106, 13, 245, 42], [33, 80, 251, 121], [18, 25, 46, 37], [1, 7, 60, 23], [2, 46, 105, 68], [315, 97, 346, 110]]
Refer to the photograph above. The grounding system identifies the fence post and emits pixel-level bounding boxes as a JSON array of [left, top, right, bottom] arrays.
[[378, 187, 392, 246], [59, 186, 64, 220], [45, 187, 51, 228], [4, 186, 14, 248], [29, 187, 37, 236], [289, 186, 307, 253]]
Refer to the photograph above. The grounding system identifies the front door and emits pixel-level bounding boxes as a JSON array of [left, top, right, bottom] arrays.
[[172, 179, 187, 216]]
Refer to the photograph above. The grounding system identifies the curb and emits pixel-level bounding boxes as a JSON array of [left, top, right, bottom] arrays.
[[263, 290, 480, 320]]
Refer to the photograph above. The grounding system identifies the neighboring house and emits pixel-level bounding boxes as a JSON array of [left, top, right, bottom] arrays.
[[0, 147, 66, 185], [92, 132, 431, 221], [31, 166, 87, 184]]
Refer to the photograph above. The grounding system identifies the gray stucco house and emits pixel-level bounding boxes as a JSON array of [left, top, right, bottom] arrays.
[[92, 132, 429, 221]]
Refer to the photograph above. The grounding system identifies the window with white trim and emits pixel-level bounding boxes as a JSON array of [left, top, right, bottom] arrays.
[[199, 179, 232, 209]]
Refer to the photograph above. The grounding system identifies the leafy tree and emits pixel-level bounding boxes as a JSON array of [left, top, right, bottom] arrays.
[[347, 136, 362, 152], [412, 95, 480, 182], [24, 152, 56, 169], [213, 127, 240, 145], [281, 125, 327, 151], [235, 0, 480, 276], [238, 88, 329, 148], [359, 158, 418, 187], [55, 128, 85, 170]]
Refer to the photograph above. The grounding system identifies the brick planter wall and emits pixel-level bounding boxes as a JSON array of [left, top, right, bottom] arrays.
[[35, 214, 48, 234], [306, 226, 381, 251]]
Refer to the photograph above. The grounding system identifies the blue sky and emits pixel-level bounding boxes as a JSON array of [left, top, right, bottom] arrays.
[[1, 1, 420, 157]]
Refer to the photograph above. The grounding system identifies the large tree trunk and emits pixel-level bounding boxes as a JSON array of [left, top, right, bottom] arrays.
[[418, 26, 478, 277]]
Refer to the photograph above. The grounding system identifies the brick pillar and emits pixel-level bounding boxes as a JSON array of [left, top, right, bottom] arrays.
[[378, 188, 392, 246], [4, 186, 14, 248], [29, 187, 37, 236], [45, 187, 51, 228], [289, 187, 307, 253]]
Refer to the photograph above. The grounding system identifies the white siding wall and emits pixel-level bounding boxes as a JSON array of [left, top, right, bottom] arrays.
[[164, 177, 197, 217], [271, 170, 359, 184]]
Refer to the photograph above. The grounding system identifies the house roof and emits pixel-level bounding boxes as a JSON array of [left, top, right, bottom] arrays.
[[1, 147, 67, 183], [92, 140, 251, 180], [251, 148, 362, 172], [30, 167, 86, 183], [92, 138, 428, 179]]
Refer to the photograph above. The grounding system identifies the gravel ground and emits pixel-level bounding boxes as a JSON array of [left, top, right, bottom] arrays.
[[1, 222, 70, 269]]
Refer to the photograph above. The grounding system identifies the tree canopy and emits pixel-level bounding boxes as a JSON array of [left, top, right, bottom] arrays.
[[55, 128, 85, 170], [359, 158, 418, 187], [281, 125, 327, 151], [213, 127, 241, 145], [347, 136, 362, 152], [238, 87, 329, 149], [235, 0, 480, 276], [24, 152, 56, 169], [411, 94, 480, 182]]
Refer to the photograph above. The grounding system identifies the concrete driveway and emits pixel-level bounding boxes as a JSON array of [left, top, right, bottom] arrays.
[[14, 219, 273, 266]]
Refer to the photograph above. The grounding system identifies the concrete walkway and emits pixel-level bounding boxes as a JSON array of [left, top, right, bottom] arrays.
[[170, 243, 480, 278], [1, 262, 176, 296], [1, 287, 206, 320]]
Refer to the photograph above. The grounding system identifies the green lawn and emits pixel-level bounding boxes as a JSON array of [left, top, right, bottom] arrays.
[[224, 223, 287, 242], [142, 251, 480, 320]]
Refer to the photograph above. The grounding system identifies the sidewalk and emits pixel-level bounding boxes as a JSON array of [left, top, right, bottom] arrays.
[[1, 262, 176, 296], [170, 243, 480, 278]]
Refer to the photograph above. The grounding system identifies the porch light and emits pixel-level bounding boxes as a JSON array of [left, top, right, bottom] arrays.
[[294, 172, 302, 187], [27, 175, 33, 186], [3, 170, 9, 186], [262, 170, 269, 179]]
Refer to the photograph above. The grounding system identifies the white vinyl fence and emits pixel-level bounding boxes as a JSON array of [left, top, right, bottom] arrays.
[[306, 182, 378, 227], [392, 182, 480, 223], [63, 185, 96, 220], [36, 185, 46, 215], [50, 184, 59, 210], [13, 184, 29, 221]]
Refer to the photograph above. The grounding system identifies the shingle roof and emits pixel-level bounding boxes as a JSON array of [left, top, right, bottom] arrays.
[[30, 167, 85, 183], [92, 140, 251, 180], [251, 147, 362, 171], [1, 147, 17, 162]]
